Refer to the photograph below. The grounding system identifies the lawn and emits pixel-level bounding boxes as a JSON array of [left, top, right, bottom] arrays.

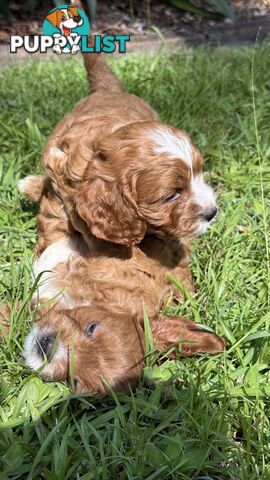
[[0, 43, 270, 479]]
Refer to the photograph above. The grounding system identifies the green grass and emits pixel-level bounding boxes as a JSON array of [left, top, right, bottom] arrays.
[[0, 43, 270, 479]]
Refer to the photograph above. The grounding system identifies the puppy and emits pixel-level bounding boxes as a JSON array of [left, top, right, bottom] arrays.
[[23, 306, 225, 395], [18, 176, 225, 394], [19, 174, 194, 313], [42, 39, 217, 245], [38, 40, 217, 307]]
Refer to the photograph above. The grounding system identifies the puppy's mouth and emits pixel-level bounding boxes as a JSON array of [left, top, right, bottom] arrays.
[[196, 220, 211, 236], [63, 26, 71, 36], [23, 325, 68, 379]]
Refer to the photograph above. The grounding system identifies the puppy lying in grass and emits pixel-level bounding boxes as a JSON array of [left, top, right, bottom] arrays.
[[18, 175, 225, 394], [24, 306, 225, 395]]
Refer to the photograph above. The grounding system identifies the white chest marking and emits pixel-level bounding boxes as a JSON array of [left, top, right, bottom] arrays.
[[32, 237, 76, 306]]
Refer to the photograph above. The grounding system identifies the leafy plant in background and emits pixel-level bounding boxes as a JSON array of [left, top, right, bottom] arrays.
[[163, 0, 238, 21], [0, 0, 13, 21], [0, 0, 237, 23], [0, 0, 96, 23]]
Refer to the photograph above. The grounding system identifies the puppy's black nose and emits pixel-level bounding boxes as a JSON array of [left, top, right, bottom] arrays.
[[38, 334, 55, 358], [203, 207, 218, 222], [73, 15, 81, 23]]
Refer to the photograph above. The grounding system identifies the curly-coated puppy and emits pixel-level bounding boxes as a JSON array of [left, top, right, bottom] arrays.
[[41, 40, 217, 253], [24, 306, 225, 394], [19, 175, 194, 313], [18, 176, 225, 394]]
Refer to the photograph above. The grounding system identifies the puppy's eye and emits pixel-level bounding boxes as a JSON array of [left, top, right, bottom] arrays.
[[68, 12, 72, 18], [164, 190, 181, 202], [61, 15, 66, 21], [86, 323, 98, 337]]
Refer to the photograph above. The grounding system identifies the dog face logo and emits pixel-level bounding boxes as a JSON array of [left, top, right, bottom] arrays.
[[46, 7, 83, 36], [43, 5, 90, 54]]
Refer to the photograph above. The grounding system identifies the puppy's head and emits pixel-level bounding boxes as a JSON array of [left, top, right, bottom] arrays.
[[46, 7, 83, 33], [23, 306, 225, 394], [23, 306, 145, 394], [76, 121, 217, 245]]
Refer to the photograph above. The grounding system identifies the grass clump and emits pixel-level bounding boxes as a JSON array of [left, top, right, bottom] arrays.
[[0, 43, 270, 478]]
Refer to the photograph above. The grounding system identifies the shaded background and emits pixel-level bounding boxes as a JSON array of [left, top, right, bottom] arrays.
[[1, 0, 270, 47]]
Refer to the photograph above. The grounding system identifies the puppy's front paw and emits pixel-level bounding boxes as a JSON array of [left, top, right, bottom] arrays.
[[71, 44, 80, 55], [52, 45, 62, 55], [0, 304, 10, 336], [0, 302, 24, 337]]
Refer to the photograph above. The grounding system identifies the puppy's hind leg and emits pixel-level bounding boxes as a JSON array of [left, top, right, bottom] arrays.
[[18, 175, 49, 202]]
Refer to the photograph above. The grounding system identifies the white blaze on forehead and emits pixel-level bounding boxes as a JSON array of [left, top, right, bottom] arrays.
[[150, 127, 193, 168], [60, 9, 68, 17], [191, 174, 217, 210]]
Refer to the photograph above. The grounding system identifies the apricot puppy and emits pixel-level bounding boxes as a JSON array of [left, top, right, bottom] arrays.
[[24, 306, 225, 394], [42, 37, 217, 251]]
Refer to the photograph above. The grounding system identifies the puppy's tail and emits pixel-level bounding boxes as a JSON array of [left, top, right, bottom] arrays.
[[82, 36, 123, 93]]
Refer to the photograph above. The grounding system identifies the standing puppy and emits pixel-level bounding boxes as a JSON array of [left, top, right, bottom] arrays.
[[43, 41, 217, 256]]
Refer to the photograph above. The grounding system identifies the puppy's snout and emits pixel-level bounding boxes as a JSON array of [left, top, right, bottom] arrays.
[[203, 207, 217, 222], [38, 334, 55, 358], [73, 15, 82, 23]]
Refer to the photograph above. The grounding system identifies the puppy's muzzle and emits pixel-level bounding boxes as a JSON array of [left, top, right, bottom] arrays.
[[73, 15, 82, 24], [203, 207, 218, 223], [37, 333, 56, 359]]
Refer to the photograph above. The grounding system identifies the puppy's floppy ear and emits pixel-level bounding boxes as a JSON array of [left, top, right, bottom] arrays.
[[46, 10, 60, 27], [151, 315, 226, 356], [76, 166, 147, 246]]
